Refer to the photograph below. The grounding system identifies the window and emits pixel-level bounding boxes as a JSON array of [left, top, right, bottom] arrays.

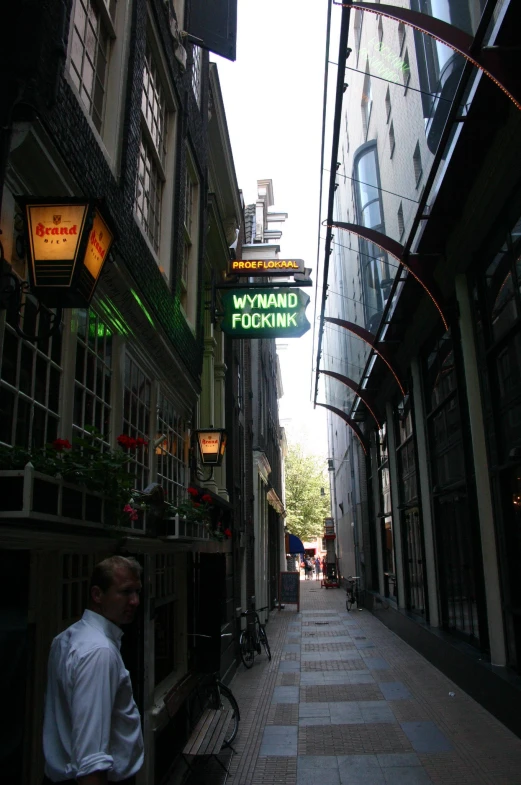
[[191, 45, 202, 107], [398, 22, 406, 54], [397, 202, 404, 239], [354, 10, 363, 62], [69, 0, 115, 133], [402, 49, 411, 91], [136, 46, 169, 255], [0, 303, 62, 448], [123, 355, 151, 492], [378, 15, 384, 44], [154, 553, 186, 686], [361, 66, 373, 138], [73, 310, 112, 444], [180, 149, 200, 325], [413, 142, 423, 187], [156, 392, 187, 504], [385, 87, 391, 123], [62, 553, 95, 625], [353, 143, 390, 330], [389, 121, 395, 158]]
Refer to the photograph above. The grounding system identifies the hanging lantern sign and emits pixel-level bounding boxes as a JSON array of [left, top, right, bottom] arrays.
[[23, 199, 114, 308], [220, 287, 310, 339]]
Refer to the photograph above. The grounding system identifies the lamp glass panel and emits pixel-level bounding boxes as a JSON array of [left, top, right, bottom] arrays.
[[197, 430, 222, 465], [83, 209, 114, 281], [26, 204, 89, 263]]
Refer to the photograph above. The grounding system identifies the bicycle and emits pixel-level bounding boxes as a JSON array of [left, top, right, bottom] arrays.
[[346, 576, 363, 612], [188, 633, 240, 745], [239, 606, 272, 668]]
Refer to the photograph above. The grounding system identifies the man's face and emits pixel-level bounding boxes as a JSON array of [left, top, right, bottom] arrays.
[[92, 566, 142, 627]]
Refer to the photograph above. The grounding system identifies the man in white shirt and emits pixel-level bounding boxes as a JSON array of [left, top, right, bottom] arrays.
[[43, 556, 145, 784]]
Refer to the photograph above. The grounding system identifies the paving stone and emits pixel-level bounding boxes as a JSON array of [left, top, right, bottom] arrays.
[[268, 703, 299, 726], [279, 660, 302, 672], [302, 650, 363, 662], [300, 684, 382, 702], [259, 725, 298, 756], [400, 722, 453, 753], [379, 682, 412, 701], [272, 686, 299, 704], [299, 723, 413, 756], [382, 766, 434, 784]]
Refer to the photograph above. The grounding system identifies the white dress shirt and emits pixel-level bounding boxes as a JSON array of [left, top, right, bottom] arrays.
[[43, 610, 144, 782]]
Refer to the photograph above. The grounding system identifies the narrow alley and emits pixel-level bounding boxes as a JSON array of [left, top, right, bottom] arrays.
[[199, 581, 521, 785]]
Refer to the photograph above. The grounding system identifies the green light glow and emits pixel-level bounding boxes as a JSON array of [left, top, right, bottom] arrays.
[[130, 289, 155, 327]]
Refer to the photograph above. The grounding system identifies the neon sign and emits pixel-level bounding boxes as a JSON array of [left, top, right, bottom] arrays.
[[228, 258, 305, 276], [220, 288, 310, 338]]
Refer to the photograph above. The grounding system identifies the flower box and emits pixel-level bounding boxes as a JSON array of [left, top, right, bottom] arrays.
[[161, 513, 210, 541], [0, 463, 118, 529]]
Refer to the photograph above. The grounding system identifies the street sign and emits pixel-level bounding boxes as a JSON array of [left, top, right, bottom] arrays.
[[220, 288, 310, 339], [228, 258, 305, 277]]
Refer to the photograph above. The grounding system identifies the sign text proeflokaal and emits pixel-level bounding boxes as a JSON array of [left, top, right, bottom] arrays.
[[220, 288, 310, 339]]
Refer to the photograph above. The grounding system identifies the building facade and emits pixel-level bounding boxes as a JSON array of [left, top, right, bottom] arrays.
[[0, 1, 248, 783], [317, 0, 521, 735]]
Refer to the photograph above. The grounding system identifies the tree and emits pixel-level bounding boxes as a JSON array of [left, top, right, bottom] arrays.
[[284, 442, 330, 542]]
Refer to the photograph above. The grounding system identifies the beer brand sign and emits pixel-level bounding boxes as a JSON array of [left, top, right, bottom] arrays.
[[220, 288, 310, 339], [228, 258, 305, 276], [27, 204, 89, 271], [84, 210, 113, 283]]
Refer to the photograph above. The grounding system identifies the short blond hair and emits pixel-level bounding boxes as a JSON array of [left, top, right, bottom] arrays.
[[90, 555, 142, 592]]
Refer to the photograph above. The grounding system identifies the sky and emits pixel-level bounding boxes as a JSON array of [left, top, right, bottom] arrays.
[[212, 0, 333, 459]]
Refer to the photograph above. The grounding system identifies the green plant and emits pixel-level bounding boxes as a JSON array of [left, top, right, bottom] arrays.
[[0, 427, 142, 524]]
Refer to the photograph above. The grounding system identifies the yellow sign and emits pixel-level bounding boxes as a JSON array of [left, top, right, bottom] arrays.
[[83, 209, 114, 282], [229, 258, 305, 276], [26, 204, 89, 268]]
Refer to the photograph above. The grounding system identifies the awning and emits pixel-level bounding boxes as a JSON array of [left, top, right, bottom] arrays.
[[286, 533, 305, 554]]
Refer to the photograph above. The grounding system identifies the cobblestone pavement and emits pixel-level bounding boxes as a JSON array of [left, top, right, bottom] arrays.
[[188, 580, 521, 784]]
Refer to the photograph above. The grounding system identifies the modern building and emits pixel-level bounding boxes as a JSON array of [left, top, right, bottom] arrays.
[[316, 0, 521, 736]]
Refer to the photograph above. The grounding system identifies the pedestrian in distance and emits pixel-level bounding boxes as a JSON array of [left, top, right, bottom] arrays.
[[305, 557, 312, 580], [43, 555, 144, 785], [314, 556, 321, 580]]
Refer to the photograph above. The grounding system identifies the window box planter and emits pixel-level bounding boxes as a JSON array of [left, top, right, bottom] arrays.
[[160, 514, 210, 542]]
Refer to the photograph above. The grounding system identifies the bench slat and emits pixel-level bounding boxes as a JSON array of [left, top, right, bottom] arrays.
[[183, 709, 233, 756], [200, 710, 232, 755]]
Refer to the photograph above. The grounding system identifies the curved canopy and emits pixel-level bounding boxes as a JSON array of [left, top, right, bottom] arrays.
[[286, 533, 305, 554]]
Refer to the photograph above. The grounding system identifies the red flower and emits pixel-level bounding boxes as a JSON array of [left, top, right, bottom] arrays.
[[193, 502, 201, 508], [52, 438, 72, 451], [117, 434, 137, 450], [224, 528, 232, 538], [187, 487, 199, 497], [201, 493, 213, 504], [136, 437, 148, 447]]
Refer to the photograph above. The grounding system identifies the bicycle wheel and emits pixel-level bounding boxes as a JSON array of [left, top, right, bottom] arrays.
[[239, 629, 255, 668], [258, 625, 271, 660], [215, 682, 240, 745], [200, 682, 240, 746]]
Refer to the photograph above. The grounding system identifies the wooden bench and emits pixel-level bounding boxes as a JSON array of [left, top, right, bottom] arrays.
[[182, 708, 234, 780]]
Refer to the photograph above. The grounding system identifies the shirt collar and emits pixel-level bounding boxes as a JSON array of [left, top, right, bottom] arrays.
[[82, 609, 124, 648]]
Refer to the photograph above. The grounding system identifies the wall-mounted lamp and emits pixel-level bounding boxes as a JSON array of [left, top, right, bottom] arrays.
[[193, 428, 227, 481], [0, 198, 114, 340]]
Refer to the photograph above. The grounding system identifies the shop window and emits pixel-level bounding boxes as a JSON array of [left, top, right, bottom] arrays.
[[0, 302, 62, 448], [73, 310, 112, 444], [62, 553, 95, 626], [123, 354, 151, 493], [155, 391, 187, 504], [154, 554, 178, 686]]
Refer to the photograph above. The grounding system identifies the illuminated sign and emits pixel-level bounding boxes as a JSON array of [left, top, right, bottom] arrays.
[[228, 258, 305, 276], [220, 288, 310, 338], [24, 200, 114, 308]]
